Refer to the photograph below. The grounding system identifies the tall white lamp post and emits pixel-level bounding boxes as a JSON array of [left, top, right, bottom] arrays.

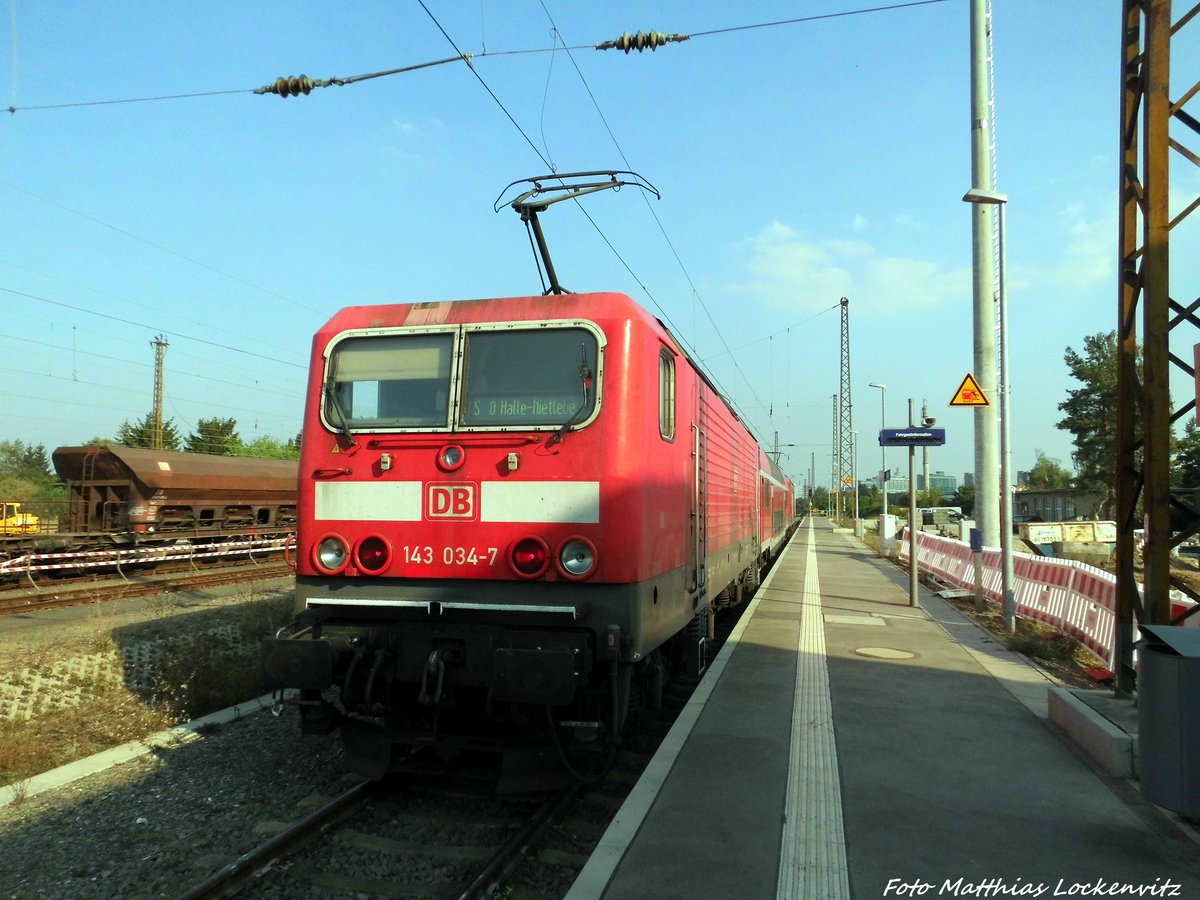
[[852, 430, 860, 525], [868, 382, 887, 510], [962, 188, 1014, 632], [868, 382, 888, 557]]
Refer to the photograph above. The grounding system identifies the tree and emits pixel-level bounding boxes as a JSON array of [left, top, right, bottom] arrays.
[[0, 440, 52, 482], [858, 483, 884, 516], [1025, 450, 1074, 489], [0, 440, 61, 511], [185, 417, 240, 455], [115, 413, 182, 450], [231, 434, 301, 460], [1174, 418, 1200, 489], [951, 483, 975, 516], [917, 487, 944, 508], [1057, 331, 1122, 517]]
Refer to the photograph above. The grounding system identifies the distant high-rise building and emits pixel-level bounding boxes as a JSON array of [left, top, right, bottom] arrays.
[[918, 471, 958, 494], [963, 472, 974, 487]]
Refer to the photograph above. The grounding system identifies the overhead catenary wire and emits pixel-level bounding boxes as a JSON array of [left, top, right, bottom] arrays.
[[1, 286, 305, 369], [4, 0, 952, 113], [2, 0, 952, 447], [0, 180, 322, 316], [0, 256, 314, 352], [530, 3, 770, 429], [415, 1, 697, 395]]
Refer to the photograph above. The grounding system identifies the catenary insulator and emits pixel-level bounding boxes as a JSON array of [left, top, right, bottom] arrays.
[[596, 31, 689, 53], [263, 75, 315, 98]]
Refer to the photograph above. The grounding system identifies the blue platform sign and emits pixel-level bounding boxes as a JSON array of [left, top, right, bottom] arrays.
[[879, 428, 946, 447]]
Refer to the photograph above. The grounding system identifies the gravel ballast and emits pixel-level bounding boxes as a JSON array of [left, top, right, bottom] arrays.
[[0, 578, 356, 898], [0, 701, 349, 898]]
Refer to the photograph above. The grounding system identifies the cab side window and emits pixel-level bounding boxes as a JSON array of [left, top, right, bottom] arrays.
[[659, 351, 676, 441]]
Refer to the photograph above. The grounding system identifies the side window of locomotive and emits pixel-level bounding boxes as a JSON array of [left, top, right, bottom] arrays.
[[659, 350, 676, 441], [461, 328, 598, 427], [326, 333, 454, 429]]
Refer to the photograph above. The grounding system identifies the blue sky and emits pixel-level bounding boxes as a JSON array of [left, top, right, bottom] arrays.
[[2, 2, 1196, 492]]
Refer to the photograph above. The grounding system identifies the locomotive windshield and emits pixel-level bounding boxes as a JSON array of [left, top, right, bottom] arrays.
[[461, 327, 597, 427], [323, 323, 601, 433], [326, 332, 455, 428]]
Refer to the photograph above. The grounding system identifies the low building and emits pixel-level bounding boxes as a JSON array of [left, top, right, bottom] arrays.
[[1013, 487, 1106, 521]]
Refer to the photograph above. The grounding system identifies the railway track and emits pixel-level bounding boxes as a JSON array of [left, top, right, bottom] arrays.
[[0, 560, 292, 616], [173, 586, 755, 899], [177, 773, 579, 899]]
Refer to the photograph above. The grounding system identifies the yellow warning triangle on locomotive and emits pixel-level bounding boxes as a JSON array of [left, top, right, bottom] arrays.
[[949, 373, 989, 407]]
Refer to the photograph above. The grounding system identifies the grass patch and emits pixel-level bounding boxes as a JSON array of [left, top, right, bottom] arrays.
[[0, 688, 174, 787], [145, 590, 294, 720], [148, 631, 268, 720], [1005, 619, 1079, 663]]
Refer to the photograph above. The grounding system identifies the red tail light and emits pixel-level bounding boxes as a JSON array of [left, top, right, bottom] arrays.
[[510, 536, 550, 578], [355, 535, 391, 574]]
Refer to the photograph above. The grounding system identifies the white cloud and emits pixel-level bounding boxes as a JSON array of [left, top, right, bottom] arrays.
[[726, 222, 968, 314], [862, 257, 970, 313], [824, 238, 873, 257], [1028, 206, 1115, 292]]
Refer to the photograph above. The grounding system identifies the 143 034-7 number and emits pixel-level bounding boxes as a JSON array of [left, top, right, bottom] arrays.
[[403, 545, 498, 566]]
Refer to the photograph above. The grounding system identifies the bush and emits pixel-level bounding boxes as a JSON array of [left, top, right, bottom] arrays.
[[1007, 623, 1078, 662]]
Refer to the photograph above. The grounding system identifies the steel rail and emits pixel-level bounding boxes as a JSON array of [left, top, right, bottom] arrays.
[[0, 562, 292, 615], [455, 783, 580, 900], [175, 779, 376, 900]]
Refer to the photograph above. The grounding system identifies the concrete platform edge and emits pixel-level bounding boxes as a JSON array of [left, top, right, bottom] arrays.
[[565, 536, 802, 900], [1047, 685, 1135, 778], [0, 690, 291, 809]]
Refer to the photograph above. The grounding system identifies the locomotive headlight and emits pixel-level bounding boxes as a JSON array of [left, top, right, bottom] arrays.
[[355, 535, 391, 574], [557, 537, 597, 580], [437, 444, 466, 472], [314, 534, 349, 574], [509, 536, 550, 578]]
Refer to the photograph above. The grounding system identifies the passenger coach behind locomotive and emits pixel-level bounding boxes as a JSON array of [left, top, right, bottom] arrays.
[[264, 172, 796, 780]]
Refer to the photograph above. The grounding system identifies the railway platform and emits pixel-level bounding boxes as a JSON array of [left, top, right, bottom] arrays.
[[568, 517, 1200, 899]]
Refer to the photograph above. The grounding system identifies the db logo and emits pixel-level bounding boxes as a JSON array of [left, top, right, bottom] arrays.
[[426, 483, 477, 520]]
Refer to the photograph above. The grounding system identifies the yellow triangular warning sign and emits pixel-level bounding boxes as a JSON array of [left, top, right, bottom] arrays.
[[950, 373, 990, 407]]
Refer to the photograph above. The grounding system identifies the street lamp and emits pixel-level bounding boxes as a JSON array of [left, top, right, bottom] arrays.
[[869, 382, 887, 510], [962, 187, 1014, 632], [852, 430, 860, 527]]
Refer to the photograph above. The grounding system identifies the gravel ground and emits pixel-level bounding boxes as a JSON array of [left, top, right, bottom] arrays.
[[0, 704, 350, 899]]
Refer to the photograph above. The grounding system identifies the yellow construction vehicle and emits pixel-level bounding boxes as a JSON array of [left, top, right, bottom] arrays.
[[0, 502, 40, 534]]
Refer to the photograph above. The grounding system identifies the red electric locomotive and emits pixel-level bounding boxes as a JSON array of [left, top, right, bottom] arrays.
[[265, 173, 797, 782]]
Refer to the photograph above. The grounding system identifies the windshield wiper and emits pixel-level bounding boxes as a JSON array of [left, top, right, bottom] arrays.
[[324, 380, 361, 453], [546, 350, 593, 448]]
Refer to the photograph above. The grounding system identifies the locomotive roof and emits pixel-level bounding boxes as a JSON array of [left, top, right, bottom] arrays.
[[315, 292, 794, 490], [315, 291, 662, 335], [52, 445, 298, 492]]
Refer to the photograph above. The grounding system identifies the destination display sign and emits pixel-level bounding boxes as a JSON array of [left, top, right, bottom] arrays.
[[879, 428, 946, 447]]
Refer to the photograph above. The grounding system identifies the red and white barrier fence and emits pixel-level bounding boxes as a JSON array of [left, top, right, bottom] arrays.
[[898, 529, 1196, 670], [0, 533, 293, 580]]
